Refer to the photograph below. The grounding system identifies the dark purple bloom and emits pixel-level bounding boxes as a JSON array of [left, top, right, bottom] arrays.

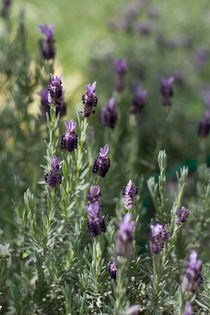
[[45, 155, 62, 188], [130, 86, 147, 115], [40, 24, 55, 60], [175, 207, 189, 226], [182, 251, 203, 293], [183, 302, 192, 315], [1, 0, 11, 17], [48, 74, 63, 107], [149, 222, 170, 255], [81, 81, 98, 117], [101, 97, 118, 129], [108, 258, 117, 279], [138, 23, 151, 35], [115, 213, 136, 257], [93, 144, 110, 178], [87, 185, 101, 204], [114, 59, 127, 92], [61, 120, 78, 152], [160, 77, 174, 106], [85, 202, 105, 237], [123, 180, 138, 210], [198, 111, 210, 137], [40, 87, 66, 120]]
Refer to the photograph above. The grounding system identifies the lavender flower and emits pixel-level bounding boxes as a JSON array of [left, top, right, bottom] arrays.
[[123, 180, 138, 210], [114, 59, 127, 92], [160, 77, 174, 106], [183, 302, 193, 315], [149, 222, 170, 255], [101, 97, 118, 129], [93, 144, 110, 178], [182, 251, 203, 292], [40, 88, 66, 120], [115, 213, 135, 257], [196, 49, 208, 67], [175, 207, 189, 226], [45, 155, 62, 188], [130, 86, 147, 115], [198, 111, 210, 137], [1, 0, 11, 18], [108, 258, 117, 279], [85, 202, 105, 237], [87, 185, 101, 204], [81, 81, 98, 117], [48, 74, 63, 107], [61, 120, 78, 152], [126, 305, 140, 315], [40, 24, 55, 60]]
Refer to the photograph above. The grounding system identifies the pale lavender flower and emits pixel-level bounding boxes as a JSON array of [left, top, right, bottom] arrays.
[[45, 155, 62, 188], [160, 76, 174, 106], [93, 144, 110, 178], [123, 180, 138, 210], [115, 213, 135, 256], [40, 24, 55, 59], [101, 97, 117, 129], [81, 81, 98, 117], [126, 305, 139, 315], [149, 222, 170, 255], [87, 185, 101, 204], [48, 74, 63, 107], [61, 120, 78, 152], [182, 251, 203, 292], [85, 202, 105, 237], [114, 59, 127, 92], [175, 207, 189, 226], [183, 302, 193, 315]]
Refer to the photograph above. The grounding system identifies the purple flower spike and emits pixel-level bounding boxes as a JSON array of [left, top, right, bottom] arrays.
[[101, 97, 118, 129], [48, 74, 63, 107], [85, 202, 105, 237], [149, 222, 170, 255], [182, 251, 203, 292], [87, 185, 101, 203], [115, 213, 136, 257], [160, 76, 174, 106], [175, 207, 189, 226], [108, 258, 117, 279], [115, 60, 127, 74], [40, 87, 66, 120], [93, 144, 110, 177], [114, 59, 127, 92], [45, 155, 62, 188], [130, 86, 148, 115], [61, 120, 78, 153], [39, 24, 55, 60], [1, 0, 11, 18], [81, 81, 98, 117], [183, 302, 192, 315], [123, 180, 138, 210]]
